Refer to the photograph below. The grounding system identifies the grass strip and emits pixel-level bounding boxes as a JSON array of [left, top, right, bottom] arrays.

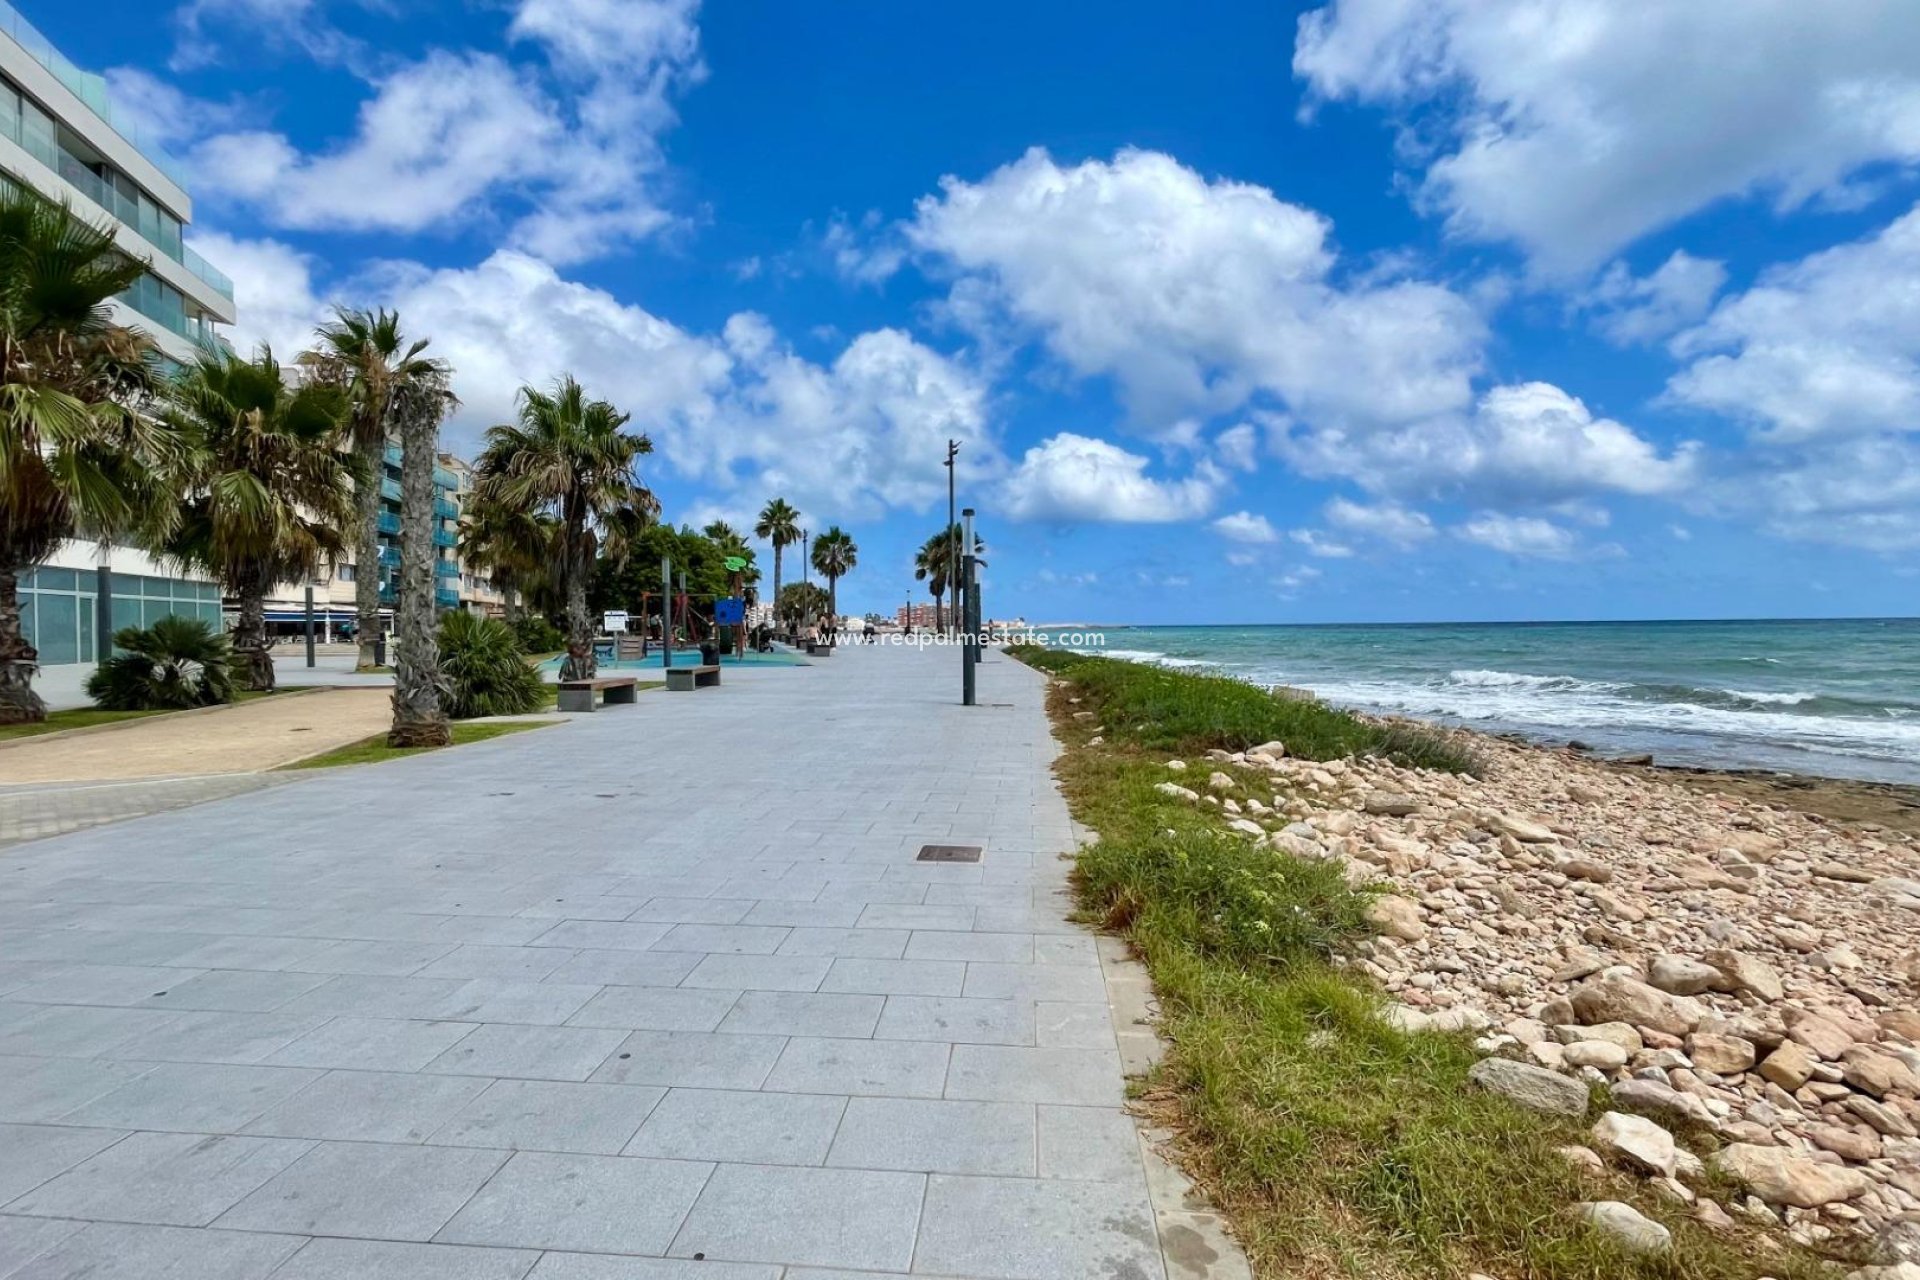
[[1016, 648, 1833, 1279], [281, 719, 552, 770]]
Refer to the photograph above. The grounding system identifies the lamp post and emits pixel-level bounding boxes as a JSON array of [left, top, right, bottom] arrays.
[[943, 440, 959, 635], [961, 507, 977, 707]]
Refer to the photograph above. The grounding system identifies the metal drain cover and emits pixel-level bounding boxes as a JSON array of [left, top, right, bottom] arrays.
[[917, 844, 982, 863]]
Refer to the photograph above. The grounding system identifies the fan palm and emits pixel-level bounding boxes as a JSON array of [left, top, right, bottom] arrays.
[[476, 376, 652, 681], [810, 527, 857, 629], [160, 345, 355, 691], [459, 494, 558, 624], [85, 614, 233, 710], [0, 187, 175, 723], [753, 498, 800, 623], [300, 308, 445, 672], [915, 524, 986, 634], [387, 369, 459, 747]]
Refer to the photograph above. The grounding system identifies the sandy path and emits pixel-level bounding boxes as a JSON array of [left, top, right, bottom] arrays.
[[0, 688, 392, 784]]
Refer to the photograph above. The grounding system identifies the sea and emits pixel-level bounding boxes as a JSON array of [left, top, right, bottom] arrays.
[[1028, 619, 1920, 785]]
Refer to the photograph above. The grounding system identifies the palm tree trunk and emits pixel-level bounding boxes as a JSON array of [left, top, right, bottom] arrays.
[[233, 569, 275, 692], [388, 386, 450, 748], [560, 538, 594, 681], [353, 435, 384, 671], [0, 559, 46, 725], [771, 546, 783, 635]]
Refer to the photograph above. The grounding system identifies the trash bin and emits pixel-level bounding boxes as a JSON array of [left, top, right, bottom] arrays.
[[699, 641, 721, 666], [373, 633, 387, 667]]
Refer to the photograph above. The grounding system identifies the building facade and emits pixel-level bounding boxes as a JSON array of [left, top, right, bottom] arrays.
[[2, 4, 232, 689]]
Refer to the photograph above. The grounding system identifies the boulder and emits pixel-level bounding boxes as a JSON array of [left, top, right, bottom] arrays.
[[1843, 1046, 1920, 1099], [1467, 1057, 1590, 1119], [1207, 771, 1237, 794], [1713, 1143, 1872, 1208], [1758, 1040, 1817, 1090], [1648, 954, 1721, 996], [1591, 1111, 1678, 1176], [1686, 1033, 1758, 1075], [1570, 976, 1705, 1037], [1786, 1011, 1859, 1060], [1610, 1078, 1715, 1129], [1703, 948, 1785, 1002], [1574, 1201, 1671, 1255], [1487, 812, 1557, 843], [1565, 1040, 1631, 1070], [1249, 739, 1287, 759], [1558, 859, 1614, 884], [1154, 782, 1199, 802], [1362, 791, 1420, 816], [1366, 895, 1427, 942]]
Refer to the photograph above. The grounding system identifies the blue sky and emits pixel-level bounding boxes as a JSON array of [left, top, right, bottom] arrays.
[[63, 0, 1920, 622]]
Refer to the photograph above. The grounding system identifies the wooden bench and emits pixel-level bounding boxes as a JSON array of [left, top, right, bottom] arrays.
[[664, 664, 721, 692], [556, 675, 639, 712]]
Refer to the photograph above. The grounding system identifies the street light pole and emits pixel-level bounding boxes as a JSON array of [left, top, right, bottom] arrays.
[[944, 440, 959, 636], [961, 507, 977, 707]]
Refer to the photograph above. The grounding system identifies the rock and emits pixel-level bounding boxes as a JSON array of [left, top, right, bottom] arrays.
[[1844, 1046, 1920, 1099], [1850, 1266, 1920, 1280], [1589, 890, 1647, 923], [1207, 771, 1236, 794], [1847, 1094, 1919, 1138], [1713, 1143, 1872, 1208], [1467, 1057, 1590, 1119], [1225, 818, 1266, 838], [1693, 1199, 1735, 1232], [1362, 790, 1419, 816], [1249, 740, 1287, 759], [1880, 1011, 1920, 1041], [1366, 895, 1427, 942], [1808, 1124, 1881, 1162], [1558, 859, 1614, 883], [1786, 1011, 1857, 1060], [1570, 975, 1705, 1037], [1554, 1021, 1642, 1053], [1565, 1040, 1631, 1070], [1558, 1144, 1606, 1177], [1610, 1078, 1715, 1128], [1164, 759, 1186, 771], [1649, 955, 1722, 996], [1703, 948, 1785, 1002], [1867, 1219, 1920, 1266], [1592, 1111, 1678, 1176], [1488, 812, 1557, 843], [1686, 1033, 1758, 1075], [1759, 1040, 1817, 1090], [1574, 1201, 1671, 1255], [1154, 782, 1199, 802]]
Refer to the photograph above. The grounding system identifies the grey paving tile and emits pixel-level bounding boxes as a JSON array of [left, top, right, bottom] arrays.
[[715, 991, 883, 1038], [536, 948, 703, 992], [819, 957, 964, 997], [626, 1087, 845, 1165], [0, 1216, 84, 1277], [4, 1220, 304, 1280], [429, 980, 602, 1025], [214, 1140, 507, 1240], [589, 1030, 787, 1090], [415, 945, 575, 981], [826, 1097, 1035, 1176], [961, 963, 1108, 1004], [1033, 935, 1100, 965], [667, 1163, 924, 1272], [854, 904, 974, 931], [0, 1005, 181, 1059], [424, 1022, 625, 1081], [945, 1046, 1124, 1106], [762, 1037, 949, 1098], [435, 1151, 712, 1254], [294, 939, 456, 975], [568, 986, 740, 1032], [873, 995, 1034, 1046], [276, 974, 467, 1019], [527, 1254, 777, 1279], [904, 931, 1034, 963], [680, 955, 828, 992], [269, 1239, 538, 1280], [7, 965, 204, 1008], [772, 928, 908, 959], [59, 1062, 323, 1133], [244, 1069, 490, 1142], [428, 1079, 664, 1154], [1035, 1002, 1117, 1049], [627, 898, 755, 924], [1038, 1105, 1144, 1181], [136, 969, 330, 1014], [738, 900, 864, 929], [161, 935, 335, 972], [103, 1010, 328, 1065], [265, 1016, 477, 1071], [0, 1124, 128, 1204], [974, 907, 1083, 935], [654, 924, 791, 955], [0, 1055, 152, 1123], [915, 1173, 1165, 1280], [528, 920, 675, 952], [5, 1130, 312, 1226]]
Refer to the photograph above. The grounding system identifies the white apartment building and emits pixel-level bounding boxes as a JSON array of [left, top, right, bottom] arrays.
[[1, 3, 233, 692]]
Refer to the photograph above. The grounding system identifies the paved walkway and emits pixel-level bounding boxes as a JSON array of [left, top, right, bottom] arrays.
[[0, 689, 392, 786], [0, 645, 1176, 1279]]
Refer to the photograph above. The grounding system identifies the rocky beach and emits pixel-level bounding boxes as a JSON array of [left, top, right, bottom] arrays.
[[1166, 722, 1920, 1272]]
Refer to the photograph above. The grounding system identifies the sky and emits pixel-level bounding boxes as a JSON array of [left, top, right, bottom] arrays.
[[56, 0, 1920, 623]]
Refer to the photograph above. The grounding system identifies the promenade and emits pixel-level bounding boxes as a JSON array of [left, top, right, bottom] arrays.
[[0, 645, 1182, 1279]]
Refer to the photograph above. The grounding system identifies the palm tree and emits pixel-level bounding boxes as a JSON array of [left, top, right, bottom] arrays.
[[161, 346, 355, 691], [476, 376, 652, 681], [916, 524, 986, 635], [754, 498, 799, 625], [810, 527, 857, 630], [301, 308, 444, 672], [459, 495, 557, 624], [388, 369, 458, 747], [0, 188, 175, 723]]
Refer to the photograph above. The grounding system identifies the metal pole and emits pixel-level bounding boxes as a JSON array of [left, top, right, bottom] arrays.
[[961, 507, 977, 706], [93, 556, 112, 666], [944, 440, 959, 635], [304, 585, 316, 667], [661, 555, 672, 669]]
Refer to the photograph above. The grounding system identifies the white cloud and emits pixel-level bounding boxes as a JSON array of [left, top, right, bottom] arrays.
[[1587, 251, 1727, 345], [1212, 511, 1279, 544], [1322, 496, 1434, 546], [1717, 437, 1920, 552], [1214, 423, 1259, 472], [1667, 202, 1920, 442], [1295, 0, 1920, 274], [1000, 433, 1220, 523], [1454, 512, 1582, 559], [1289, 529, 1354, 558], [1276, 381, 1697, 505], [900, 147, 1484, 428], [188, 231, 325, 360]]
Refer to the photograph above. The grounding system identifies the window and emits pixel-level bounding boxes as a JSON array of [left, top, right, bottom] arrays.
[[338, 564, 355, 582]]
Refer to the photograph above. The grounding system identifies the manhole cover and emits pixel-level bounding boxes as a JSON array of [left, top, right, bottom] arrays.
[[917, 844, 982, 863]]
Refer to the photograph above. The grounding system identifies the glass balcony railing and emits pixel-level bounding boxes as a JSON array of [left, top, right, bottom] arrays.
[[0, 2, 191, 188], [435, 559, 459, 579], [434, 467, 458, 491], [434, 497, 458, 521], [376, 512, 400, 535], [435, 588, 459, 610], [378, 545, 400, 566], [432, 527, 456, 549], [379, 477, 400, 501]]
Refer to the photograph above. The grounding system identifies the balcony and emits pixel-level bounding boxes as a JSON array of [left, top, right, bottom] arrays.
[[435, 559, 459, 579], [376, 512, 400, 535], [378, 545, 400, 566], [433, 527, 456, 549], [435, 587, 459, 610], [434, 496, 459, 521], [379, 477, 401, 502]]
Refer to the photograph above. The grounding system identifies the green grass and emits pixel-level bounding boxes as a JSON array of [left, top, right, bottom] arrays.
[[281, 719, 553, 770], [0, 707, 168, 741], [1021, 654, 1838, 1280], [1010, 645, 1483, 774]]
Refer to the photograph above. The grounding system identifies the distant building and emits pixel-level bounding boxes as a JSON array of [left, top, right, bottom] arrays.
[[897, 602, 942, 629], [3, 4, 231, 684]]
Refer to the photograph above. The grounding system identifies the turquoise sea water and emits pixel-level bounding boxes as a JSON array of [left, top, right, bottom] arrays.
[[1032, 619, 1920, 784]]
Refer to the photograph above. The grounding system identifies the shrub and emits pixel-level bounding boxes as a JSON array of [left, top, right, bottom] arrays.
[[86, 615, 235, 710], [439, 610, 546, 719], [509, 613, 564, 654]]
